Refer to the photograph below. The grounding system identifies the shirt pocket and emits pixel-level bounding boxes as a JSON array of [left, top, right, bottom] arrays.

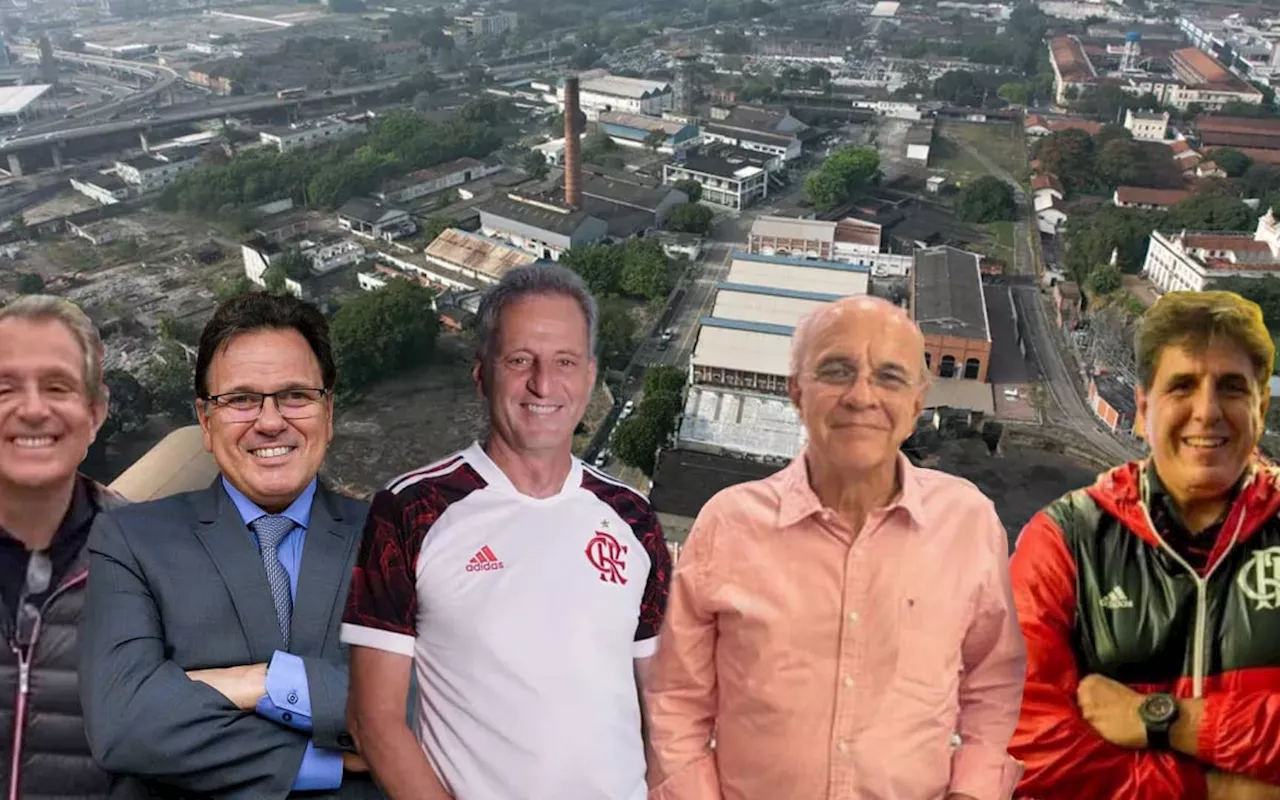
[[891, 589, 971, 707]]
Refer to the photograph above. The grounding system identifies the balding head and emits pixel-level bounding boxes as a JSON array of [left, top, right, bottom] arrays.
[[787, 295, 929, 478], [790, 296, 926, 379]]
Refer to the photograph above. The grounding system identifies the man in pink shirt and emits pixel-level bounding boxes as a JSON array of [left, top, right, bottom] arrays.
[[644, 296, 1027, 800]]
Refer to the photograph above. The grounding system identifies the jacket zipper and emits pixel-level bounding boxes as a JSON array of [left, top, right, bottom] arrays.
[[7, 569, 88, 800], [1137, 497, 1246, 699]]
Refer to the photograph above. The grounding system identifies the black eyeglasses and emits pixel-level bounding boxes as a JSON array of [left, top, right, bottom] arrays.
[[202, 389, 329, 422], [14, 550, 50, 649]]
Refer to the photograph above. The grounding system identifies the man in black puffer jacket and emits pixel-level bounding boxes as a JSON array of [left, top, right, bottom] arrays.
[[0, 295, 121, 800]]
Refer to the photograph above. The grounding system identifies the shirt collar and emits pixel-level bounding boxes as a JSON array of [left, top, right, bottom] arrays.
[[1143, 459, 1247, 534], [221, 476, 318, 531], [776, 449, 926, 530]]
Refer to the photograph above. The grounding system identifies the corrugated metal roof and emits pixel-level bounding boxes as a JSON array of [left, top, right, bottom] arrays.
[[699, 316, 795, 336], [424, 228, 538, 279], [732, 251, 870, 273], [716, 282, 843, 303]]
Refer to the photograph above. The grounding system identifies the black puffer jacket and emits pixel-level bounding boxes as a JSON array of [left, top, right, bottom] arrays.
[[1, 478, 124, 800]]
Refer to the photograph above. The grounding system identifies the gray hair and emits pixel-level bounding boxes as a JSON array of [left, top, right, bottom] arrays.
[[475, 263, 598, 362], [0, 294, 106, 402]]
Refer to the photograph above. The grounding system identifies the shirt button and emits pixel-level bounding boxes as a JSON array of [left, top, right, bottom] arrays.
[[847, 611, 859, 624], [843, 674, 854, 689], [282, 711, 293, 723], [287, 691, 299, 704], [837, 739, 850, 754]]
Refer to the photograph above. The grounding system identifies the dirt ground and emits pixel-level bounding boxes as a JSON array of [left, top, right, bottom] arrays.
[[918, 437, 1097, 547], [322, 346, 615, 499]]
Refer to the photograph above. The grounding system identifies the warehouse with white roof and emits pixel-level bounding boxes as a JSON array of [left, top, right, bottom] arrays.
[[726, 251, 870, 295]]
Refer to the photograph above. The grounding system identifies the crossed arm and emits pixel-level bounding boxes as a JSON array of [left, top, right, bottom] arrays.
[[79, 512, 312, 797], [1009, 512, 1280, 800]]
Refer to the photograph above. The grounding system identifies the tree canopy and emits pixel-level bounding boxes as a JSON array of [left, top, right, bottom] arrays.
[[956, 176, 1016, 223], [664, 203, 714, 234], [804, 146, 879, 210], [673, 179, 702, 203], [561, 239, 672, 302], [158, 110, 500, 220], [331, 277, 440, 392]]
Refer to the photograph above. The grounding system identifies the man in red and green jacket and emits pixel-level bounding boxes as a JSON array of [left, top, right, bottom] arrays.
[[1010, 290, 1280, 800]]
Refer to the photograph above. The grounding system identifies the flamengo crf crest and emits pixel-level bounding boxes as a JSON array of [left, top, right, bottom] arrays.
[[1238, 546, 1280, 611]]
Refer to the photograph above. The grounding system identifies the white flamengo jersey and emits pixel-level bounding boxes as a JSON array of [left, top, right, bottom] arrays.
[[340, 442, 672, 800]]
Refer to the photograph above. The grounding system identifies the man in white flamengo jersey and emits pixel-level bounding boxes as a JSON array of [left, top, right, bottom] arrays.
[[341, 263, 672, 800]]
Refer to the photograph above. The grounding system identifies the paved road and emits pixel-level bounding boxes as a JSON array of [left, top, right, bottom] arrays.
[[637, 242, 734, 369], [942, 130, 1141, 463]]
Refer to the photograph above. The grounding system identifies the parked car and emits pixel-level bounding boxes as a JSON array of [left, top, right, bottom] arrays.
[[620, 399, 635, 419]]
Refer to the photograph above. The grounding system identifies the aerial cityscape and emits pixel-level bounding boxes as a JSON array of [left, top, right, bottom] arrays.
[[0, 0, 1275, 544]]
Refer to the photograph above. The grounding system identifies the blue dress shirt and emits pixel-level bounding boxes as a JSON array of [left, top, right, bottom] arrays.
[[222, 477, 343, 792]]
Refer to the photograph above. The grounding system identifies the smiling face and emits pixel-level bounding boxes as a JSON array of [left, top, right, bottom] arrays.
[[196, 327, 333, 513], [474, 292, 596, 460], [1136, 338, 1267, 507], [0, 316, 106, 492], [788, 299, 928, 476]]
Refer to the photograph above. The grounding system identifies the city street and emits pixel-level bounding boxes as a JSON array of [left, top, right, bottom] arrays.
[[635, 242, 735, 369]]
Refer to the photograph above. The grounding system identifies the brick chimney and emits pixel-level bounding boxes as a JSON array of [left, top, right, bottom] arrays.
[[563, 75, 583, 210]]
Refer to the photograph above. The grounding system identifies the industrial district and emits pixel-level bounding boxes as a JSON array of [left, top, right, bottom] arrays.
[[3, 0, 1280, 543]]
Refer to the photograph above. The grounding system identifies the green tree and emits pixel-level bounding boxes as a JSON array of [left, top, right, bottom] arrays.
[[263, 265, 288, 295], [562, 244, 625, 296], [522, 149, 549, 180], [673, 179, 702, 203], [1165, 190, 1255, 232], [1035, 129, 1095, 193], [15, 272, 43, 294], [804, 146, 880, 210], [1086, 262, 1123, 295], [98, 369, 153, 446], [613, 388, 683, 475], [213, 275, 254, 301], [1063, 206, 1160, 280], [331, 277, 440, 392], [596, 297, 636, 368], [644, 365, 687, 397], [619, 239, 671, 301], [277, 249, 313, 281], [643, 129, 666, 153], [420, 216, 453, 243], [143, 339, 195, 420], [956, 176, 1016, 223], [1210, 147, 1253, 178], [997, 82, 1029, 106], [664, 203, 714, 234]]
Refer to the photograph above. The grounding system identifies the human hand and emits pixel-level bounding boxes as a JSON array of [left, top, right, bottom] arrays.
[[1076, 673, 1146, 749], [186, 663, 269, 710], [1208, 771, 1280, 800], [342, 752, 370, 773]]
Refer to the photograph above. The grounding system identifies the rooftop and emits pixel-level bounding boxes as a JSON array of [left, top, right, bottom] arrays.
[[478, 195, 595, 237], [733, 251, 871, 273], [716, 281, 844, 303], [579, 73, 671, 100], [649, 448, 782, 520], [1196, 115, 1280, 136], [381, 157, 489, 192], [579, 173, 675, 211], [1115, 186, 1191, 207], [698, 316, 795, 337], [751, 215, 835, 241], [1049, 36, 1095, 83], [120, 154, 167, 171], [424, 228, 538, 280], [1171, 47, 1255, 92], [904, 125, 934, 146], [702, 122, 796, 149], [0, 84, 52, 116], [671, 151, 766, 181], [1031, 174, 1064, 194], [834, 218, 882, 248], [337, 197, 405, 224], [1093, 374, 1137, 415], [74, 172, 128, 191], [912, 246, 990, 342], [597, 111, 689, 136]]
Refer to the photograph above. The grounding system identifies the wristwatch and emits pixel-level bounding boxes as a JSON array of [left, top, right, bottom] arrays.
[[1138, 692, 1180, 750]]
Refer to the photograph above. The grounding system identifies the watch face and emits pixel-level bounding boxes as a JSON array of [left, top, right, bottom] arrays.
[[1143, 694, 1176, 722]]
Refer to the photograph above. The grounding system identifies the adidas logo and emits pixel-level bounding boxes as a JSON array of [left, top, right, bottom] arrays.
[[1099, 586, 1134, 610], [465, 545, 504, 573]]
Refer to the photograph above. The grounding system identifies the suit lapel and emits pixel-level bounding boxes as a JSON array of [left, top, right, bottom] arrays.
[[291, 486, 358, 657], [193, 479, 286, 661]]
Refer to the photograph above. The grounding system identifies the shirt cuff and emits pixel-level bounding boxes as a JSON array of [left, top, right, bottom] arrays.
[[949, 744, 1023, 800], [255, 650, 313, 732], [292, 740, 344, 792]]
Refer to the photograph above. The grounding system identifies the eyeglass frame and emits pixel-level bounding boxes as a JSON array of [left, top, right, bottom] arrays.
[[13, 550, 52, 650], [200, 388, 331, 421]]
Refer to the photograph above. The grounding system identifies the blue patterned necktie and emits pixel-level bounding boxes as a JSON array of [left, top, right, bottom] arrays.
[[250, 515, 294, 647]]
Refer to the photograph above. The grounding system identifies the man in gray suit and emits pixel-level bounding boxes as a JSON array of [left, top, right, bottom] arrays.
[[79, 292, 378, 799]]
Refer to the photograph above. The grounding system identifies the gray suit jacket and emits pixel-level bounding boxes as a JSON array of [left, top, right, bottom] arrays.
[[79, 478, 383, 800]]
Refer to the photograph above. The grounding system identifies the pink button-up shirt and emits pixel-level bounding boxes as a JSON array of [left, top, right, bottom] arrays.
[[645, 451, 1027, 800]]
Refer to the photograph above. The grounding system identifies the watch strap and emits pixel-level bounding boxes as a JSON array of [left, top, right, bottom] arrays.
[[1146, 723, 1172, 750]]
